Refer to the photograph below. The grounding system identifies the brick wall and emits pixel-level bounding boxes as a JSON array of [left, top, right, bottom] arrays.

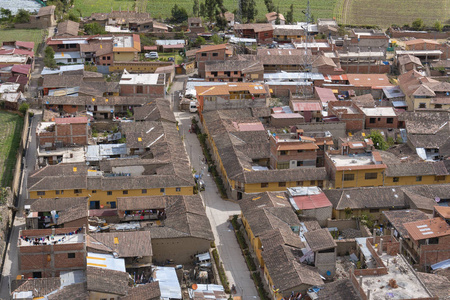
[[389, 28, 450, 39], [151, 236, 210, 264], [365, 116, 398, 129], [341, 64, 390, 74]]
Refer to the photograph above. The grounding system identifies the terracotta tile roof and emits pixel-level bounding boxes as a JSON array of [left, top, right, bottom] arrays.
[[86, 266, 130, 296], [304, 228, 336, 251], [55, 117, 88, 124], [291, 100, 323, 111], [261, 245, 323, 291], [196, 44, 228, 53], [57, 203, 88, 225], [316, 279, 362, 300], [195, 82, 269, 96], [47, 282, 89, 300], [435, 205, 450, 219], [259, 227, 305, 250], [416, 272, 450, 300], [120, 282, 161, 300], [404, 217, 450, 241], [37, 5, 55, 17], [57, 20, 80, 36], [346, 74, 393, 89], [88, 231, 152, 257], [117, 196, 167, 210], [235, 23, 273, 32], [12, 278, 60, 297], [383, 209, 429, 238], [266, 12, 285, 22], [405, 39, 440, 46], [292, 192, 332, 210]]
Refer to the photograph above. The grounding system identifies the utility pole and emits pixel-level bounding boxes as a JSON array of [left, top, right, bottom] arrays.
[[297, 0, 313, 98]]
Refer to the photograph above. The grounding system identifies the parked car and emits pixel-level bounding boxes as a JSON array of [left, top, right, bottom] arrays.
[[145, 52, 159, 59]]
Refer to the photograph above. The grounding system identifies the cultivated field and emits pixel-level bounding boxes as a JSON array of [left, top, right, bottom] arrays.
[[75, 0, 337, 23], [0, 111, 24, 188], [0, 29, 45, 53], [337, 0, 450, 28]]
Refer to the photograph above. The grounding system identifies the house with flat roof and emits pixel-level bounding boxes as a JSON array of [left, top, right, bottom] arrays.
[[113, 34, 141, 61], [119, 70, 166, 97], [325, 150, 386, 188], [195, 82, 269, 114], [204, 59, 264, 82], [234, 23, 274, 43], [361, 107, 398, 129], [195, 44, 233, 77], [328, 101, 365, 132]]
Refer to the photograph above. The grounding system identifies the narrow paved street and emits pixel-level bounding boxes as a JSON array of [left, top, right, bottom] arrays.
[[171, 77, 259, 299], [0, 110, 41, 300]]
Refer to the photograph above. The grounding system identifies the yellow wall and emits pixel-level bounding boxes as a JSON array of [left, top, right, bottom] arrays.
[[385, 175, 449, 186], [334, 168, 385, 188], [29, 186, 194, 207], [113, 52, 136, 61], [244, 180, 320, 194]]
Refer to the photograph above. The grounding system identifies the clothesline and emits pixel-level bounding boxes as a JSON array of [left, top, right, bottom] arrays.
[[20, 227, 83, 246]]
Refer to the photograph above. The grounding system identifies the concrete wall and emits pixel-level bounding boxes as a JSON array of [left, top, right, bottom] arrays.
[[294, 122, 346, 144], [151, 237, 210, 264], [202, 96, 267, 112]]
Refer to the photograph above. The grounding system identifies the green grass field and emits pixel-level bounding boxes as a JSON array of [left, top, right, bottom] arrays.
[[0, 29, 45, 53], [75, 0, 336, 23], [342, 0, 450, 27], [75, 0, 450, 28], [0, 111, 24, 188]]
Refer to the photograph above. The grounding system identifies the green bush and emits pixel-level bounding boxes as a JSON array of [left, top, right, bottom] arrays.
[[212, 249, 230, 293], [231, 215, 240, 230], [236, 230, 248, 250], [19, 102, 29, 115]]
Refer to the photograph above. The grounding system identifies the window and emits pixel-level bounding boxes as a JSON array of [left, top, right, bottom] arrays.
[[278, 182, 286, 187], [369, 209, 379, 213], [435, 104, 442, 109], [365, 173, 378, 180], [176, 187, 181, 192], [160, 188, 165, 193], [102, 56, 106, 60], [297, 150, 303, 153], [393, 177, 399, 182], [37, 191, 45, 196], [310, 180, 316, 185], [107, 56, 110, 60], [234, 71, 238, 75], [343, 174, 355, 181], [136, 85, 143, 94], [261, 182, 269, 188], [416, 176, 422, 182], [201, 53, 207, 57], [369, 118, 376, 124], [56, 190, 60, 195], [67, 253, 75, 259], [387, 118, 394, 124], [212, 53, 218, 57], [123, 190, 128, 195], [73, 58, 77, 63], [296, 181, 303, 186], [436, 175, 445, 181], [67, 58, 72, 63], [110, 201, 116, 209], [107, 191, 112, 195], [280, 150, 287, 155], [419, 103, 426, 108], [72, 105, 77, 108], [74, 189, 81, 194], [92, 190, 97, 193], [277, 162, 289, 169], [142, 189, 147, 194], [297, 161, 303, 167]]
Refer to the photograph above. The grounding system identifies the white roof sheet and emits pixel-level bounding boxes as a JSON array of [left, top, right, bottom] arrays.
[[41, 64, 85, 75], [120, 71, 159, 85], [86, 252, 126, 272], [361, 107, 396, 117], [54, 52, 82, 59], [156, 40, 186, 46], [264, 72, 324, 81], [154, 266, 182, 300]]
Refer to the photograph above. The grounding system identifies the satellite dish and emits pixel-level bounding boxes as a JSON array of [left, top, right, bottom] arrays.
[[435, 197, 440, 203], [192, 284, 198, 290]]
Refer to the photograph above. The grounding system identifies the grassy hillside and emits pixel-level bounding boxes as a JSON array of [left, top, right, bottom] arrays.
[[340, 0, 450, 28]]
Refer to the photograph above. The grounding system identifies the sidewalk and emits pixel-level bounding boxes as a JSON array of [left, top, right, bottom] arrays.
[[174, 110, 259, 299]]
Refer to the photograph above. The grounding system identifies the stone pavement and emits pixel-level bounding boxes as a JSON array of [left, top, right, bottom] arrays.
[[169, 74, 259, 299]]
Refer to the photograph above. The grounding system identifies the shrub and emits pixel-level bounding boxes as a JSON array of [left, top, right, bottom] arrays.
[[212, 249, 230, 293], [19, 102, 29, 115]]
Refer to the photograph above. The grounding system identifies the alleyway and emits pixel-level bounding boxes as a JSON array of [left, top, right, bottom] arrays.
[[171, 77, 259, 299]]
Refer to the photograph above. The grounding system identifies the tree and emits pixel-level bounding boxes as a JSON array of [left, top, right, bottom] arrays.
[[434, 20, 443, 32], [193, 0, 200, 17], [204, 0, 216, 23], [171, 4, 188, 23], [199, 2, 206, 17], [44, 47, 57, 68], [245, 0, 257, 22], [0, 8, 12, 20], [286, 4, 294, 24], [194, 36, 206, 47], [264, 0, 275, 13], [63, 10, 80, 22], [215, 10, 227, 31], [14, 9, 30, 23], [275, 7, 280, 25], [19, 103, 29, 115], [84, 23, 106, 35], [369, 130, 388, 151], [412, 18, 425, 31], [211, 33, 222, 44]]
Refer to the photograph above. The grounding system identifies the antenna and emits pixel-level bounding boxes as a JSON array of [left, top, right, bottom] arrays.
[[297, 0, 313, 98]]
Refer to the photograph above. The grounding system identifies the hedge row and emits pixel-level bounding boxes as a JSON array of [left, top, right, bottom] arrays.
[[212, 249, 230, 293]]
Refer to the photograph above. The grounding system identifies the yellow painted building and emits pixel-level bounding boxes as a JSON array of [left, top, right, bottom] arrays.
[[110, 61, 173, 73]]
